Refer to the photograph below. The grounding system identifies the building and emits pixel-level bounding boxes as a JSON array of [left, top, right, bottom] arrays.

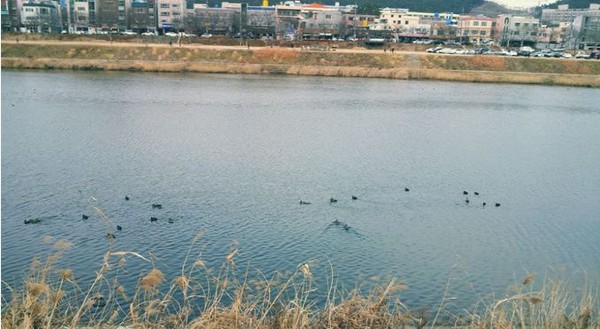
[[296, 3, 344, 39], [374, 8, 458, 40], [495, 15, 540, 47], [457, 15, 492, 45], [541, 3, 600, 25], [96, 0, 119, 31], [20, 0, 62, 33], [246, 6, 275, 37], [128, 0, 156, 32], [573, 13, 600, 49], [156, 0, 184, 31]]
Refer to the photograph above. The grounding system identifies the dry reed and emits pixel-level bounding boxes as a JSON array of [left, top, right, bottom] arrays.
[[1, 205, 599, 329]]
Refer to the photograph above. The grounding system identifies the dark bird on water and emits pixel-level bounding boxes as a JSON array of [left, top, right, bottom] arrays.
[[495, 203, 501, 207], [465, 198, 470, 204], [152, 204, 162, 209], [125, 196, 130, 201], [405, 188, 410, 192], [474, 192, 479, 196], [483, 202, 487, 207], [330, 198, 338, 203], [463, 191, 469, 195], [352, 196, 358, 200], [24, 219, 42, 224], [82, 215, 89, 220], [299, 200, 311, 205], [168, 218, 174, 223], [333, 219, 340, 225], [116, 225, 122, 231], [150, 217, 158, 222], [343, 224, 350, 231]]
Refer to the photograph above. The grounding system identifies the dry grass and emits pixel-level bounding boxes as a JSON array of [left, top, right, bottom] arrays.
[[3, 42, 600, 86], [2, 227, 598, 329]]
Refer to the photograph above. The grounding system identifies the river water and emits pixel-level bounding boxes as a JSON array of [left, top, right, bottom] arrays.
[[2, 70, 600, 313]]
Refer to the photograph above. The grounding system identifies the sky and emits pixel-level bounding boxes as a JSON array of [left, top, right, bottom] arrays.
[[490, 0, 558, 8]]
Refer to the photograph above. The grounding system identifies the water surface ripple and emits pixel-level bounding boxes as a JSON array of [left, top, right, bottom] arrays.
[[2, 71, 600, 311]]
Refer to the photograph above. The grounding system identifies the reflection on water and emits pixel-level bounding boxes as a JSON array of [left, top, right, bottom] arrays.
[[2, 71, 600, 311]]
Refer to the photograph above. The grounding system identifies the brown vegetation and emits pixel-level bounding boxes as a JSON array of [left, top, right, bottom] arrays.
[[1, 229, 598, 329]]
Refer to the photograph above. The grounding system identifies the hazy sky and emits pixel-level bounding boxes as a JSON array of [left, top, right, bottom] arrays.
[[490, 0, 557, 8]]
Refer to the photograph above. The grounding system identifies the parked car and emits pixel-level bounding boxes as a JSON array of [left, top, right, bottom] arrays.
[[142, 31, 155, 36], [590, 51, 600, 59], [165, 32, 178, 37], [575, 51, 588, 59], [437, 48, 457, 54], [200, 33, 213, 38], [426, 46, 442, 53], [121, 30, 137, 35]]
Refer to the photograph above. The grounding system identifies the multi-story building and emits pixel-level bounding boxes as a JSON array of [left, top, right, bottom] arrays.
[[156, 0, 184, 31], [457, 15, 492, 45], [20, 0, 62, 33], [573, 13, 600, 49], [536, 22, 570, 48], [96, 0, 119, 31], [296, 3, 344, 39], [128, 0, 155, 32], [495, 15, 540, 47], [246, 5, 275, 37], [373, 7, 457, 41], [190, 4, 236, 34], [541, 3, 600, 25]]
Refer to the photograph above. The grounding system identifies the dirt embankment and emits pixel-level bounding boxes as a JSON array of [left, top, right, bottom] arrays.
[[2, 40, 600, 87]]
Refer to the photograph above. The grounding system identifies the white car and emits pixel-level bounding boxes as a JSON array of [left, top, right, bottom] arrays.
[[426, 46, 442, 53], [165, 32, 178, 37], [142, 31, 155, 36], [200, 33, 213, 38], [437, 48, 457, 54], [122, 30, 137, 35]]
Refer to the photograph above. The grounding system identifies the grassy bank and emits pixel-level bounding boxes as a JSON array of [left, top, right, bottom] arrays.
[[2, 231, 598, 329], [2, 41, 600, 87]]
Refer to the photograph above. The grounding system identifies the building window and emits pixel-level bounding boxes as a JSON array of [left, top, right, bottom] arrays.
[[515, 22, 520, 27], [481, 21, 487, 26], [160, 3, 168, 8], [480, 30, 486, 35], [325, 14, 331, 19], [160, 11, 168, 16], [405, 20, 408, 24], [25, 7, 34, 11], [473, 21, 479, 26]]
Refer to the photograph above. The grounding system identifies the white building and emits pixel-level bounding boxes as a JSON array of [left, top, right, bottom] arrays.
[[20, 0, 62, 33], [156, 0, 184, 31], [495, 15, 540, 47]]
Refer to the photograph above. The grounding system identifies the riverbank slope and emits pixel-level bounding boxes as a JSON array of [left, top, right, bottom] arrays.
[[2, 39, 600, 87]]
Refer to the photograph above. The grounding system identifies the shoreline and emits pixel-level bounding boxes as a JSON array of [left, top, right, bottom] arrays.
[[2, 39, 600, 87]]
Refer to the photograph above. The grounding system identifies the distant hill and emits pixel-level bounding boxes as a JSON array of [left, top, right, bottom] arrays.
[[469, 1, 530, 16]]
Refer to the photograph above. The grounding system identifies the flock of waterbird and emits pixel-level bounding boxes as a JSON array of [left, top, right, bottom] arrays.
[[300, 188, 501, 232], [22, 189, 502, 237], [22, 195, 174, 239]]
